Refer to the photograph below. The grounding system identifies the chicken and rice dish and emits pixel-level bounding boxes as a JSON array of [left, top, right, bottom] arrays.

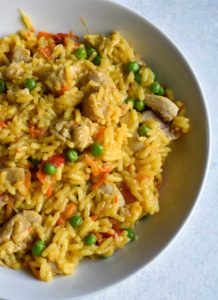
[[0, 13, 190, 281]]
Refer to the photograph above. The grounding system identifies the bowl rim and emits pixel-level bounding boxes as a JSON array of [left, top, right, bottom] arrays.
[[0, 0, 211, 299]]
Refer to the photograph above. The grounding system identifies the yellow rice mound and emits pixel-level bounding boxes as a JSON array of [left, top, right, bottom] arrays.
[[0, 15, 190, 281]]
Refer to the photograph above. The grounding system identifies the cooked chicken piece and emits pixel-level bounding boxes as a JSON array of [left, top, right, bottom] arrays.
[[0, 211, 41, 252], [86, 69, 115, 88], [45, 67, 66, 93], [0, 168, 25, 184], [73, 119, 97, 151], [100, 183, 125, 207], [4, 63, 23, 80], [142, 111, 177, 140], [82, 92, 109, 121], [12, 45, 30, 63], [144, 94, 179, 121]]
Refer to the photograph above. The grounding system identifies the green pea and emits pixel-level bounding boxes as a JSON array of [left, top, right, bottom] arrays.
[[86, 46, 97, 57], [69, 215, 83, 228], [24, 78, 36, 91], [125, 228, 136, 241], [0, 79, 6, 93], [93, 54, 101, 66], [32, 240, 46, 256], [66, 149, 78, 162], [134, 99, 145, 112], [42, 162, 57, 175], [75, 47, 87, 59], [150, 82, 165, 96], [134, 72, 141, 84], [125, 97, 135, 108], [91, 142, 103, 157], [138, 124, 150, 137], [127, 61, 139, 73], [84, 234, 97, 245]]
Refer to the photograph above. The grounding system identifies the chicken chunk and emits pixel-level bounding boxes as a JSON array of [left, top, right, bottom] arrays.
[[3, 63, 23, 80], [82, 92, 109, 121], [0, 168, 25, 184], [12, 45, 30, 63], [45, 67, 66, 93], [73, 119, 97, 151], [0, 211, 41, 252], [144, 94, 179, 121], [86, 69, 115, 88]]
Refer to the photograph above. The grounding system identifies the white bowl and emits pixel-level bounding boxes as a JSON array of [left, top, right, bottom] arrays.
[[0, 0, 210, 299]]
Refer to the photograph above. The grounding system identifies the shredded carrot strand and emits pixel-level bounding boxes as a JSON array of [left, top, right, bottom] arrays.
[[0, 121, 7, 129], [24, 171, 31, 191], [45, 185, 53, 198], [36, 170, 46, 184], [92, 168, 111, 190], [57, 203, 76, 225], [29, 124, 46, 138], [85, 154, 101, 177], [94, 126, 106, 141]]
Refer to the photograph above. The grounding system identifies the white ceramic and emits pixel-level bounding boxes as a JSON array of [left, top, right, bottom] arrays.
[[0, 0, 210, 299]]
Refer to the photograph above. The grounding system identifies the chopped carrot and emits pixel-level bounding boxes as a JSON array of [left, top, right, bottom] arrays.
[[112, 224, 122, 236], [24, 171, 31, 191], [59, 84, 69, 95], [29, 124, 47, 138], [119, 182, 136, 203], [85, 154, 101, 177], [136, 171, 149, 182], [91, 215, 98, 221], [38, 31, 55, 39], [57, 203, 76, 225], [5, 196, 14, 220], [0, 121, 7, 129], [94, 126, 106, 142], [36, 169, 47, 184], [45, 185, 53, 198], [113, 195, 119, 204], [47, 154, 65, 167], [38, 46, 53, 60], [92, 168, 111, 190]]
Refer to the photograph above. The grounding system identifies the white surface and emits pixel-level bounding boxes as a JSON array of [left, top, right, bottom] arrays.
[[87, 1, 218, 300]]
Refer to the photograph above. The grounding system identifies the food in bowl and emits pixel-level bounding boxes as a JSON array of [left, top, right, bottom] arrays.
[[0, 13, 190, 281]]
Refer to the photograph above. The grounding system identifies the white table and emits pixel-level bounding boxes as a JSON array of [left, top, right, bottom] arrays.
[[87, 1, 218, 299]]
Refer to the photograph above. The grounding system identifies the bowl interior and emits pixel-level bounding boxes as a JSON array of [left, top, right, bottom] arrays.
[[0, 0, 209, 299]]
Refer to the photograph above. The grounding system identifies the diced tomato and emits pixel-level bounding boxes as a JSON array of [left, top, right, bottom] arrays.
[[47, 154, 65, 167]]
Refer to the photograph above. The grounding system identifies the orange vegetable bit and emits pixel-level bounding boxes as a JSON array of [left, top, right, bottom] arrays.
[[24, 171, 31, 191], [29, 124, 47, 138], [57, 203, 76, 225], [92, 168, 112, 190], [94, 126, 106, 142], [38, 46, 54, 60], [85, 154, 101, 177], [119, 182, 136, 203], [47, 154, 65, 167], [5, 196, 14, 220], [113, 195, 119, 204], [38, 31, 55, 39], [29, 264, 40, 280], [36, 169, 47, 184], [59, 84, 69, 95], [0, 121, 7, 129], [91, 215, 98, 221], [45, 185, 53, 198]]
